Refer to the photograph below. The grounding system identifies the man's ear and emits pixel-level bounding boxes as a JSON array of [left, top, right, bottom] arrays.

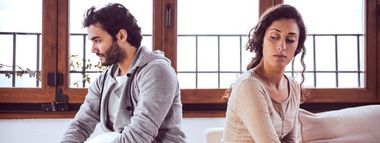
[[116, 29, 128, 42]]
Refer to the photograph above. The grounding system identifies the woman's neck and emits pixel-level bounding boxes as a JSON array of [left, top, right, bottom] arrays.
[[255, 61, 285, 89]]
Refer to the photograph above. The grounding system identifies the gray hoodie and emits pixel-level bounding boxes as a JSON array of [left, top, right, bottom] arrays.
[[61, 47, 186, 143]]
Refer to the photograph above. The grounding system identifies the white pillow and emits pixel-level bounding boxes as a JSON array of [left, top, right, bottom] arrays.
[[203, 127, 224, 143], [299, 105, 380, 143], [85, 132, 119, 143]]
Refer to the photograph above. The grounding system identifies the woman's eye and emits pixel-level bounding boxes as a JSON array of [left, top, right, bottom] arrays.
[[271, 36, 278, 40], [286, 39, 295, 44]]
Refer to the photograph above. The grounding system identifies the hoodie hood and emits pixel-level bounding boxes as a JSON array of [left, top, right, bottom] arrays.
[[130, 46, 171, 71]]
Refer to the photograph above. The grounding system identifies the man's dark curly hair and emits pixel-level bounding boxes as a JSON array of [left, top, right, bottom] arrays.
[[83, 3, 142, 48]]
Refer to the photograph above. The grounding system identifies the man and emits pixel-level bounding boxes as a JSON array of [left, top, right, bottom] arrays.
[[61, 3, 186, 143]]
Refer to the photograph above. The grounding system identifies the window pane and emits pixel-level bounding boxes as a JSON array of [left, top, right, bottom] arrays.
[[284, 0, 364, 34], [177, 73, 196, 89], [315, 73, 336, 88], [198, 37, 218, 71], [177, 0, 259, 89], [338, 73, 359, 88], [315, 36, 336, 71], [0, 35, 14, 87], [338, 36, 360, 71], [241, 36, 254, 71], [198, 73, 218, 89], [0, 0, 42, 32], [302, 73, 315, 88], [0, 0, 42, 88], [220, 37, 242, 71], [69, 0, 152, 88], [177, 36, 196, 71], [220, 73, 240, 88], [284, 0, 364, 88]]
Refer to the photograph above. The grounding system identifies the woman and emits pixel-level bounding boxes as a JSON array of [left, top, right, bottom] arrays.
[[222, 4, 307, 143]]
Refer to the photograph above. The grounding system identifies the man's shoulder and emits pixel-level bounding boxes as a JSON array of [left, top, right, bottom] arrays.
[[141, 59, 173, 72], [135, 59, 177, 84]]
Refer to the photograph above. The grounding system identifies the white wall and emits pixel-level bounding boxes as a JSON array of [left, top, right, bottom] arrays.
[[0, 118, 225, 143]]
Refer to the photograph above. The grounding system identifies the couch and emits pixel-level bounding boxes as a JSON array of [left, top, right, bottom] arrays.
[[204, 105, 380, 143]]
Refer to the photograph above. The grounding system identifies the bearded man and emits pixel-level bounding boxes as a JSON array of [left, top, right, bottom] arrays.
[[61, 3, 185, 143]]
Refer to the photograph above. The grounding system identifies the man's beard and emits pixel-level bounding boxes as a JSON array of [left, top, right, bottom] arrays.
[[97, 42, 127, 66]]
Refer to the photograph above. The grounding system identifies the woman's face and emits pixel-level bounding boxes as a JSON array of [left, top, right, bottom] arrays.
[[262, 18, 299, 70]]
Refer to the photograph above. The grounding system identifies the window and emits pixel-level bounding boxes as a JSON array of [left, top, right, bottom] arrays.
[[177, 0, 258, 89], [281, 0, 377, 103], [179, 0, 378, 106], [0, 0, 379, 118], [0, 0, 42, 88], [0, 0, 57, 103], [284, 0, 365, 88]]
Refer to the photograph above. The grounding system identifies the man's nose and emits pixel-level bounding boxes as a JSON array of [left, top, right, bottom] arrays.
[[91, 43, 98, 53]]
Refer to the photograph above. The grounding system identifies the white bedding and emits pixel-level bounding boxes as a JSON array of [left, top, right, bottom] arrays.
[[299, 105, 380, 143]]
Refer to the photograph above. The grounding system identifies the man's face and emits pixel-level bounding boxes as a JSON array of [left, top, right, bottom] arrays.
[[87, 24, 126, 66]]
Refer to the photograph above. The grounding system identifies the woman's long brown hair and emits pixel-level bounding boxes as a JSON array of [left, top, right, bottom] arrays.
[[222, 4, 309, 102]]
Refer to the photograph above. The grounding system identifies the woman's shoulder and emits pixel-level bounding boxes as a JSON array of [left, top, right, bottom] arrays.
[[231, 70, 268, 98], [228, 70, 269, 109], [234, 70, 263, 88]]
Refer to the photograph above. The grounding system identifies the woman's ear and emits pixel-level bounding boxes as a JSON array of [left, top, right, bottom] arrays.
[[116, 29, 128, 42]]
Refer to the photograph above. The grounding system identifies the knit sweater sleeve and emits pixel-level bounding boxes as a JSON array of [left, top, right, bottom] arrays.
[[234, 78, 281, 143]]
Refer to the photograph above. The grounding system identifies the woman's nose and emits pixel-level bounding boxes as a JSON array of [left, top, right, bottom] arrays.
[[276, 39, 287, 51]]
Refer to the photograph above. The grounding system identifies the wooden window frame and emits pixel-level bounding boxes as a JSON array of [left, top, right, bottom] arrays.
[[0, 0, 379, 119], [0, 0, 57, 103]]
